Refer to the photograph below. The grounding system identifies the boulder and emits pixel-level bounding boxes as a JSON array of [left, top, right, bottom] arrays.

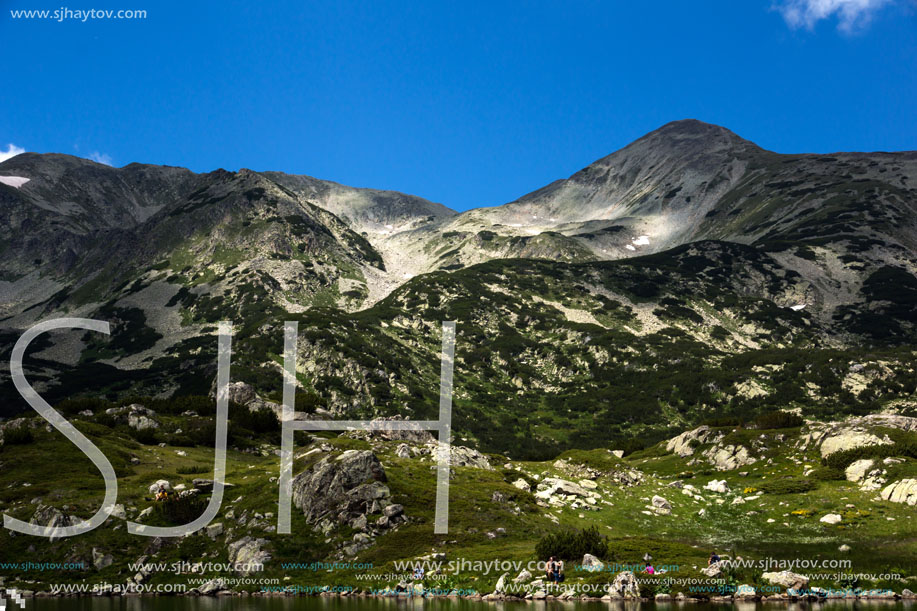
[[29, 505, 77, 536], [383, 504, 404, 518], [291, 450, 396, 527], [607, 571, 640, 599], [650, 495, 672, 515], [535, 478, 593, 500], [817, 430, 892, 458], [704, 444, 756, 470], [206, 522, 224, 539], [512, 478, 531, 491], [448, 445, 493, 469], [704, 479, 730, 494], [513, 569, 532, 583], [395, 444, 411, 459], [701, 561, 727, 577], [105, 504, 126, 519], [666, 426, 719, 457], [581, 553, 604, 570], [880, 479, 917, 505], [105, 404, 160, 431], [226, 381, 258, 405], [494, 572, 508, 593], [148, 480, 172, 495], [92, 548, 114, 570], [195, 578, 227, 596], [845, 459, 875, 482], [762, 570, 809, 591], [734, 585, 757, 600], [819, 514, 842, 525], [227, 537, 271, 576]]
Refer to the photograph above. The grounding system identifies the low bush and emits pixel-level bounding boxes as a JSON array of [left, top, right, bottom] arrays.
[[809, 466, 845, 481], [1, 424, 34, 446], [759, 477, 817, 494], [154, 494, 207, 524], [824, 440, 917, 470], [752, 411, 804, 429], [535, 526, 608, 561]]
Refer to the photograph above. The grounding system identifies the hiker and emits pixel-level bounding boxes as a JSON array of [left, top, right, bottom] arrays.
[[644, 562, 655, 574], [555, 559, 565, 583], [155, 485, 169, 502], [708, 552, 720, 566], [546, 557, 560, 584]]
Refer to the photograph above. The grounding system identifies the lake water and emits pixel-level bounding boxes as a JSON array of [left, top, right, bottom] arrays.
[[20, 598, 917, 611]]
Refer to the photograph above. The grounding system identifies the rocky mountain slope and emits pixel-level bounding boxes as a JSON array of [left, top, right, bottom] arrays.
[[0, 120, 915, 445]]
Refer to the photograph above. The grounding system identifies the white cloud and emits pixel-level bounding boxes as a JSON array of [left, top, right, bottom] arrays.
[[0, 143, 26, 163], [776, 0, 894, 32], [89, 151, 113, 166]]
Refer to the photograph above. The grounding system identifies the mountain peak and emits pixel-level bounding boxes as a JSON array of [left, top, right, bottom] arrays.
[[633, 119, 760, 153]]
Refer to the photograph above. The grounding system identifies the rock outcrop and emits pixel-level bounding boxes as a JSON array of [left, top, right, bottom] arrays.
[[104, 404, 160, 430], [291, 450, 405, 532], [605, 571, 640, 599], [227, 537, 271, 575], [880, 479, 917, 505], [762, 570, 809, 591], [666, 426, 720, 457]]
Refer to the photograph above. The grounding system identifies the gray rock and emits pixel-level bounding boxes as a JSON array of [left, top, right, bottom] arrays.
[[195, 578, 227, 596], [192, 478, 214, 491], [147, 480, 171, 495], [880, 479, 917, 505], [105, 404, 160, 431], [513, 569, 532, 583], [582, 553, 604, 570], [227, 537, 271, 576], [762, 570, 809, 591], [666, 426, 719, 457], [291, 450, 395, 528], [651, 495, 671, 514], [607, 571, 640, 599], [92, 548, 114, 570], [383, 504, 404, 518]]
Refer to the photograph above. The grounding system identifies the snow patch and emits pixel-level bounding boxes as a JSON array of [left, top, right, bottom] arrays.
[[633, 235, 650, 246], [790, 304, 807, 311], [0, 176, 30, 189]]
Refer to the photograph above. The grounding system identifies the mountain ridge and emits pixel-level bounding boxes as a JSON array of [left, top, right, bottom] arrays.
[[1, 120, 915, 440]]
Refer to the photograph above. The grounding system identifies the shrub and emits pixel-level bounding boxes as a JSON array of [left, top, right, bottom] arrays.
[[759, 477, 817, 494], [535, 526, 608, 561], [702, 417, 742, 427], [127, 426, 160, 445], [809, 466, 845, 481], [2, 424, 34, 446], [154, 494, 206, 524], [752, 411, 803, 429], [177, 465, 209, 475], [824, 440, 917, 470], [612, 438, 646, 456]]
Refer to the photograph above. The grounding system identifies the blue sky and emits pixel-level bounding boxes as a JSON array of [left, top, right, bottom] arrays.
[[1, 0, 915, 211]]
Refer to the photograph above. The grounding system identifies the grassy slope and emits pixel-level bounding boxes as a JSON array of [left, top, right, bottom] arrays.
[[0, 414, 914, 596]]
